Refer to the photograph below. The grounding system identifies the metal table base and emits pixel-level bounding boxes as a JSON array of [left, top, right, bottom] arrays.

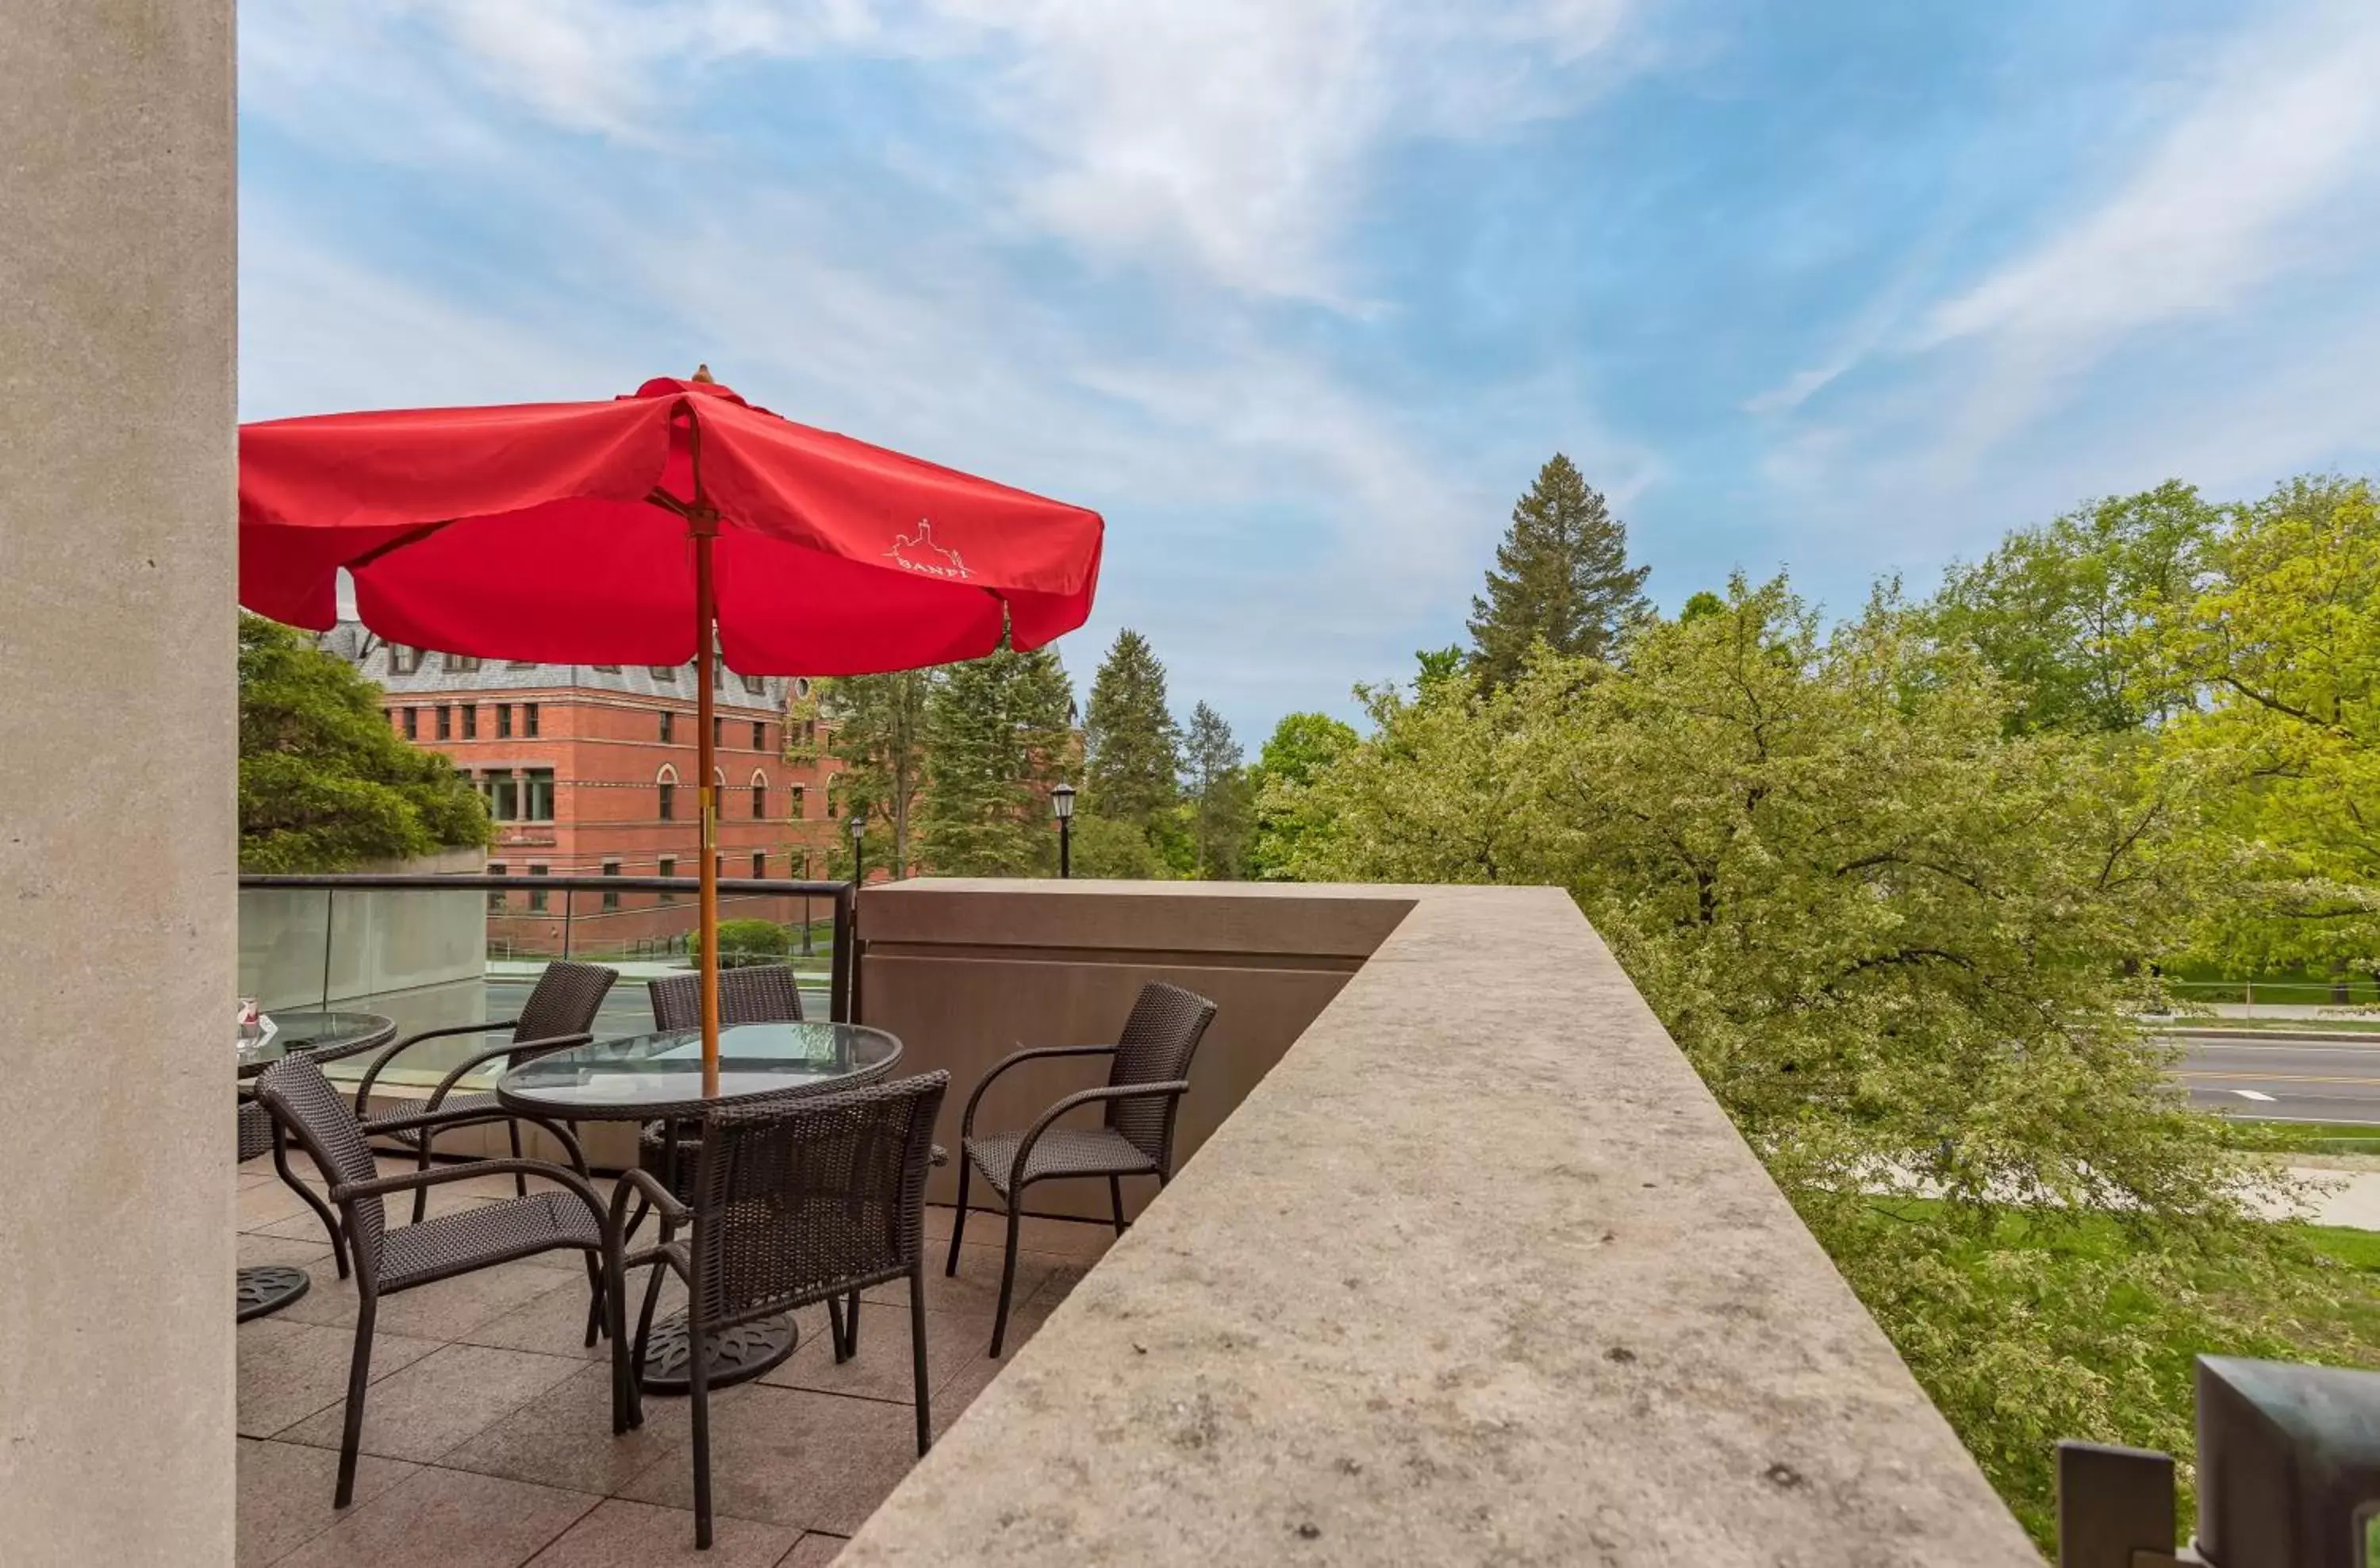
[[236, 1264, 312, 1323], [637, 1311, 797, 1393]]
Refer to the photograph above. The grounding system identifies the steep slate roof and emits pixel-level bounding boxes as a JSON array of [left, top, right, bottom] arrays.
[[319, 621, 797, 713]]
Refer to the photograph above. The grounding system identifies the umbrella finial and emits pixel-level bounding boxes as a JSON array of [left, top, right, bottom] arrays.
[[691, 363, 716, 384]]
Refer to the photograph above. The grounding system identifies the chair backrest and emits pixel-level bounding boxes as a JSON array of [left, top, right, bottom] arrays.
[[1104, 982, 1219, 1166], [515, 960, 619, 1047], [647, 964, 804, 1033], [255, 1053, 388, 1275], [687, 1072, 948, 1332]]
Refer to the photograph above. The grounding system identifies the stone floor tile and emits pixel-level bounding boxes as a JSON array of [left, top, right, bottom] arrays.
[[927, 1353, 1011, 1441], [272, 1466, 598, 1568], [279, 1343, 585, 1463], [455, 1277, 615, 1361], [238, 1317, 443, 1439], [241, 1174, 328, 1233], [759, 1305, 1029, 1408], [237, 1438, 419, 1567], [617, 1385, 923, 1535], [777, 1534, 847, 1566], [240, 1232, 336, 1272], [267, 1251, 598, 1343], [436, 1361, 739, 1497], [524, 1497, 798, 1566], [858, 1243, 1053, 1324]]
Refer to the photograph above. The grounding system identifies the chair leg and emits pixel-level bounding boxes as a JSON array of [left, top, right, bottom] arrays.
[[846, 1291, 862, 1357], [508, 1120, 528, 1197], [580, 1253, 606, 1348], [990, 1197, 1023, 1359], [411, 1128, 434, 1224], [274, 1128, 347, 1280], [945, 1157, 971, 1276], [628, 1260, 667, 1432], [335, 1294, 377, 1508], [911, 1263, 932, 1456], [826, 1293, 846, 1359], [688, 1315, 714, 1551], [1109, 1174, 1127, 1237]]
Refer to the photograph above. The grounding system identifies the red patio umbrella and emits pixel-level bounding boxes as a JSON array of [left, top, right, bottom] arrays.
[[240, 369, 1104, 1090]]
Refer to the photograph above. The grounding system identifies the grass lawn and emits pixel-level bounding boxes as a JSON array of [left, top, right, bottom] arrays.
[[2153, 1014, 2380, 1033], [2229, 1120, 2380, 1156]]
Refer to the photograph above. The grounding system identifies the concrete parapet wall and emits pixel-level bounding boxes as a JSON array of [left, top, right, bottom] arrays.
[[844, 882, 2041, 1564]]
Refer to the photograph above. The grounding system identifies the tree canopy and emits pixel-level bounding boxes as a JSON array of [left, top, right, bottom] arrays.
[[1246, 711, 1360, 880], [1182, 700, 1252, 880], [1466, 452, 1649, 688], [238, 613, 489, 872], [916, 645, 1074, 877], [821, 670, 932, 878]]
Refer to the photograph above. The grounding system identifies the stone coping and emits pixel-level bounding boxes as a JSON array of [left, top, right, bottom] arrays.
[[840, 882, 2040, 1565]]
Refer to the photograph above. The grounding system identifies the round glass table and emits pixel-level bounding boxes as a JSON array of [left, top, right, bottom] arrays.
[[237, 1010, 397, 1320], [496, 1020, 904, 1390]]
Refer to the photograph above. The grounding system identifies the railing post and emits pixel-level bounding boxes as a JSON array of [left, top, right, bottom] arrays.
[[561, 887, 574, 961], [318, 887, 335, 1009]]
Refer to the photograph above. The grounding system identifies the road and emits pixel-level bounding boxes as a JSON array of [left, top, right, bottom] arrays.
[[2169, 1030, 2380, 1124]]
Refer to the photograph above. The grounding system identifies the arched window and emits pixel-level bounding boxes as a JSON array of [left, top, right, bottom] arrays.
[[655, 764, 678, 822], [750, 769, 769, 820]]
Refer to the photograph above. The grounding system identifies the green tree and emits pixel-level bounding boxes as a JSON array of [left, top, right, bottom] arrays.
[[1246, 712, 1361, 880], [1924, 481, 2218, 734], [916, 645, 1074, 877], [1285, 575, 2321, 1541], [238, 613, 490, 871], [1182, 701, 1252, 880], [1081, 629, 1184, 872], [1466, 453, 1650, 689], [2157, 476, 2380, 978], [820, 670, 932, 878]]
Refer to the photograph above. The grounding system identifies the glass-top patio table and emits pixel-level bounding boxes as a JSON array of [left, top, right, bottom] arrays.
[[496, 1020, 904, 1390]]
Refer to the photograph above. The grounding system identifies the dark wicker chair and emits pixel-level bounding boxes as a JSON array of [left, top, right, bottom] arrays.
[[254, 1054, 616, 1508], [949, 982, 1218, 1356], [611, 1073, 949, 1550], [350, 959, 618, 1220], [238, 1098, 351, 1282], [633, 965, 808, 1219]]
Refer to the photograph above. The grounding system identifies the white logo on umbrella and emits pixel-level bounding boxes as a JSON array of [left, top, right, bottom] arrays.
[[886, 520, 969, 580]]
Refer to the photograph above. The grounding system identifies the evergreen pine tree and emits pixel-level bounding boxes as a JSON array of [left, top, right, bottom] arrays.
[[916, 646, 1073, 876], [1182, 701, 1252, 879], [1466, 453, 1651, 688], [1082, 629, 1182, 824], [820, 670, 931, 877]]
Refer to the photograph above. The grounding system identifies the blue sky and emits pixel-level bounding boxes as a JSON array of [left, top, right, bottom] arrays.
[[240, 0, 2380, 746]]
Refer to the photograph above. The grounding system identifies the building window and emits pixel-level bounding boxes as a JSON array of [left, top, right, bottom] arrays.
[[800, 719, 817, 746], [591, 663, 620, 673], [486, 770, 519, 821], [389, 644, 423, 675], [442, 652, 482, 674], [649, 664, 678, 682], [436, 705, 452, 740], [715, 853, 725, 881], [712, 716, 724, 747], [506, 659, 538, 670], [658, 855, 677, 902], [750, 773, 768, 819], [524, 768, 555, 821], [524, 702, 540, 739], [751, 851, 767, 879], [657, 765, 678, 821], [486, 863, 507, 912], [741, 673, 765, 696], [658, 710, 674, 744], [528, 864, 548, 913], [601, 859, 620, 911], [497, 703, 512, 739], [790, 784, 804, 819], [460, 705, 478, 740], [402, 707, 418, 740], [751, 721, 767, 750]]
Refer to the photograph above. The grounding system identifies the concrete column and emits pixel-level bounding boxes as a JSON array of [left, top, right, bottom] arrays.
[[0, 3, 237, 1563]]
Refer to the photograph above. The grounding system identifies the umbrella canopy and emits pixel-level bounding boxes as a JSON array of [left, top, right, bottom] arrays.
[[240, 374, 1103, 668], [239, 371, 1104, 1091]]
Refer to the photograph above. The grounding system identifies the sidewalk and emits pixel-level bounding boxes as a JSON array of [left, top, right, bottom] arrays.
[[2288, 1166, 2380, 1230]]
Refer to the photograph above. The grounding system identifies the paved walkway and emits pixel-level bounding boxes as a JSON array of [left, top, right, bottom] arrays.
[[2290, 1166, 2380, 1230]]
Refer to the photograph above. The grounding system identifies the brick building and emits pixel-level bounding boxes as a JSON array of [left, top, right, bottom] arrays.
[[328, 625, 846, 955]]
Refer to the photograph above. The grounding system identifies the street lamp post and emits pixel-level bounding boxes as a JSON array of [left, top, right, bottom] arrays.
[[1051, 781, 1075, 879], [849, 805, 868, 890]]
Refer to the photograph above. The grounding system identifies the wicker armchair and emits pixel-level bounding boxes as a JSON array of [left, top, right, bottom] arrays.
[[611, 1073, 949, 1550], [949, 982, 1218, 1357], [238, 1099, 351, 1285], [254, 1054, 616, 1508], [349, 959, 618, 1221], [633, 966, 808, 1220]]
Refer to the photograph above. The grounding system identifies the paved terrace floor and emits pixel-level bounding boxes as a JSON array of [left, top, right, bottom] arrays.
[[235, 1152, 1110, 1566]]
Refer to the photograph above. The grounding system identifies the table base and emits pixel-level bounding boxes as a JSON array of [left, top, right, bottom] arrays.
[[638, 1310, 797, 1393], [236, 1264, 312, 1323]]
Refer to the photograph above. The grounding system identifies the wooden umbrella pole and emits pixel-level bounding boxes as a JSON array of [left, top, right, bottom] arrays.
[[694, 515, 721, 1097]]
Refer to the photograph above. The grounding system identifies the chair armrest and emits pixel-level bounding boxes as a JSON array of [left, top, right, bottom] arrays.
[[351, 1018, 514, 1120], [1009, 1080, 1190, 1191], [959, 1043, 1118, 1139], [610, 1169, 694, 1273], [424, 1032, 592, 1109], [333, 1157, 607, 1230]]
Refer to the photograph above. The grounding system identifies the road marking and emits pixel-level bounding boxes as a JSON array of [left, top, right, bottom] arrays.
[[2180, 1070, 2380, 1086], [2229, 1089, 2277, 1101]]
